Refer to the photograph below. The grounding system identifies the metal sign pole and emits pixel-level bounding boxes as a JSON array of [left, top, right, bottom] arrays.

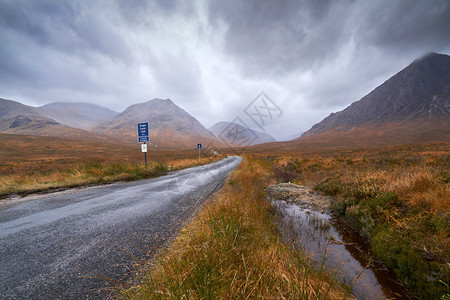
[[197, 143, 202, 161], [144, 142, 147, 168]]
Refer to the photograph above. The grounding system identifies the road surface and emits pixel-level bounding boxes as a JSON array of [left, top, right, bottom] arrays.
[[0, 156, 242, 299]]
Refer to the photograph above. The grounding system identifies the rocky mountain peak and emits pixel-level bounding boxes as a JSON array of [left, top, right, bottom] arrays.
[[209, 121, 276, 146], [302, 52, 450, 137], [92, 98, 219, 148], [291, 53, 450, 148]]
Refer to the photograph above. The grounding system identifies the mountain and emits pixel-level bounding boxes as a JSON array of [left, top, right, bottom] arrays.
[[0, 98, 38, 119], [37, 102, 118, 130], [0, 98, 110, 141], [91, 98, 221, 148], [289, 52, 450, 149], [209, 121, 276, 146]]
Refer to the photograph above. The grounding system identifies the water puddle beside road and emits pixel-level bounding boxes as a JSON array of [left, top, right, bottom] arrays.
[[269, 184, 413, 299]]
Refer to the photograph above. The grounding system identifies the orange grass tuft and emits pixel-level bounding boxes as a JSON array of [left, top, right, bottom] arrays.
[[251, 143, 449, 299], [119, 156, 350, 299], [0, 156, 222, 198]]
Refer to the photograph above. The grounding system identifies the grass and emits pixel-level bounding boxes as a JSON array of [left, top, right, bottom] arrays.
[[118, 156, 350, 299], [258, 143, 449, 299], [1, 159, 201, 198], [0, 134, 224, 198], [3, 133, 447, 298]]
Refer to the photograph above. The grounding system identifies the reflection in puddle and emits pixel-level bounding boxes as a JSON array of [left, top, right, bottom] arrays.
[[273, 200, 412, 300]]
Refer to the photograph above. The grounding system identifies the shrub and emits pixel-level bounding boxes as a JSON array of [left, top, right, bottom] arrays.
[[273, 166, 297, 183], [154, 161, 168, 174], [372, 225, 446, 299]]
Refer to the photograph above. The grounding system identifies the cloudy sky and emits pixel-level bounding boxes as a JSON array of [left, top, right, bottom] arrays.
[[1, 0, 449, 140]]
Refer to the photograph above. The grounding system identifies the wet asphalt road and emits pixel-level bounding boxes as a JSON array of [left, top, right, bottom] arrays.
[[0, 156, 242, 299]]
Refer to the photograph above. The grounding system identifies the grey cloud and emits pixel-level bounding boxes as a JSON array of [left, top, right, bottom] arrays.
[[116, 0, 178, 28], [0, 38, 35, 83], [0, 0, 142, 106], [208, 0, 450, 79], [150, 51, 205, 106], [0, 0, 132, 63], [208, 0, 353, 77], [118, 0, 177, 15], [0, 0, 449, 140], [0, 0, 76, 46], [73, 14, 132, 63], [0, 0, 200, 105], [358, 1, 450, 53]]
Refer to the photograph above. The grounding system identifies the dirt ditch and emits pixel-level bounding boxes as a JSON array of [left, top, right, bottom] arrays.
[[268, 183, 413, 300]]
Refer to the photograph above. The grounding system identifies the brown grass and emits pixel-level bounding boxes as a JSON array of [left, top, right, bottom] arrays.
[[0, 133, 223, 198], [372, 170, 449, 212], [118, 156, 350, 299], [247, 142, 449, 298], [0, 158, 220, 198], [249, 118, 450, 151], [252, 143, 449, 213]]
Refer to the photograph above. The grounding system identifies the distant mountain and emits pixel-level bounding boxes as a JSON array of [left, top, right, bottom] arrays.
[[0, 98, 109, 141], [288, 52, 450, 149], [209, 122, 276, 146], [0, 98, 38, 119], [37, 102, 118, 130], [91, 98, 221, 148]]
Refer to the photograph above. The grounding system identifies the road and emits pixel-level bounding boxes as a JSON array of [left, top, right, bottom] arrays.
[[0, 156, 242, 299]]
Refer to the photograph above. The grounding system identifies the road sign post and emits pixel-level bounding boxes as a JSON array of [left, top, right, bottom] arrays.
[[138, 122, 149, 167], [197, 143, 202, 161], [141, 143, 148, 167]]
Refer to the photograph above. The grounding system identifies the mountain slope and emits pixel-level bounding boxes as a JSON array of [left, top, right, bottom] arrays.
[[92, 98, 221, 148], [291, 52, 450, 149], [209, 121, 276, 146], [0, 98, 37, 119], [37, 102, 118, 130], [0, 98, 40, 130], [0, 98, 110, 141]]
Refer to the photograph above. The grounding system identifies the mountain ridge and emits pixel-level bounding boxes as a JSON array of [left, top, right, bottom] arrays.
[[37, 102, 119, 130], [92, 98, 222, 149], [0, 98, 114, 142], [301, 52, 450, 139], [291, 52, 450, 148], [209, 121, 276, 146]]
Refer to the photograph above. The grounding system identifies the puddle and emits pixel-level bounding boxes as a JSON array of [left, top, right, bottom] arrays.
[[269, 184, 413, 299]]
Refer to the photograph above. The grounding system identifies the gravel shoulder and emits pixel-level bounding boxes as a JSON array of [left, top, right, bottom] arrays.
[[267, 182, 332, 212]]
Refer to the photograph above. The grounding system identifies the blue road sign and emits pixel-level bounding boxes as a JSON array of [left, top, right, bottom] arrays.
[[197, 143, 202, 149], [138, 122, 149, 137], [137, 122, 149, 143], [139, 136, 150, 143]]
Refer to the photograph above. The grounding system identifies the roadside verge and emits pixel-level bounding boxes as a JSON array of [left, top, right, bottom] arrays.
[[0, 156, 223, 200], [118, 156, 350, 299]]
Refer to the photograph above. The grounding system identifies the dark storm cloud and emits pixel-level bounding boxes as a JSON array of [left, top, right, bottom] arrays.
[[116, 0, 179, 27], [0, 0, 449, 139], [0, 1, 74, 82], [0, 0, 76, 46], [0, 0, 143, 107], [208, 0, 450, 78], [359, 1, 450, 51], [208, 0, 352, 76], [0, 0, 209, 113], [0, 0, 131, 62]]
